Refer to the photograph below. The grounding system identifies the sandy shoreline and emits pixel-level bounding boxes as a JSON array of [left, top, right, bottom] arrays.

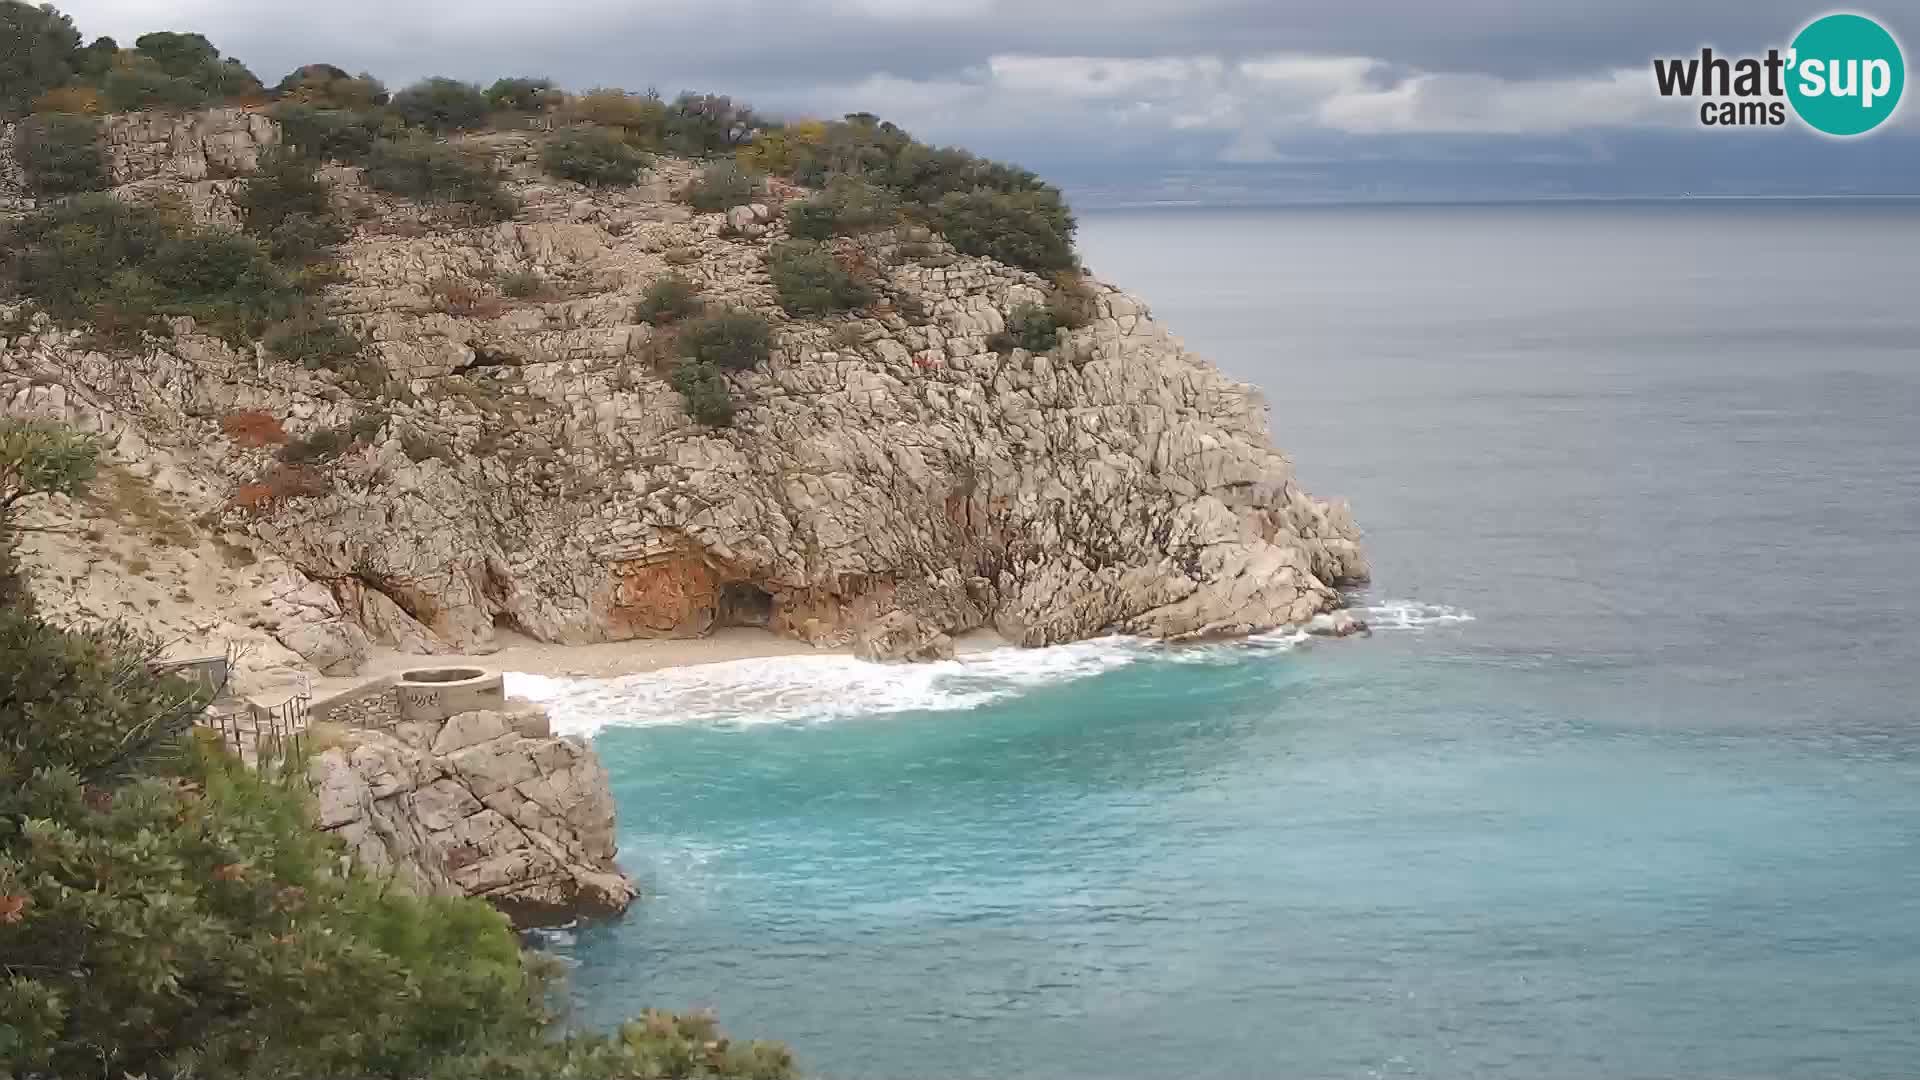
[[301, 626, 1010, 703]]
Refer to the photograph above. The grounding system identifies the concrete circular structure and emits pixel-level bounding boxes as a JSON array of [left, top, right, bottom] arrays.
[[395, 667, 506, 724]]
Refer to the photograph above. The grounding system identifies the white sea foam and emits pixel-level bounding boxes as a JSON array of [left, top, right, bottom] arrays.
[[506, 605, 1460, 733], [507, 637, 1145, 735], [1361, 599, 1476, 629]]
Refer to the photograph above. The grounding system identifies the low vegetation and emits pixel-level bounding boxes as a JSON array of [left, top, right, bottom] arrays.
[[767, 240, 873, 316], [542, 126, 648, 187], [237, 150, 349, 263], [683, 160, 761, 212], [0, 195, 307, 346], [679, 308, 771, 372], [671, 361, 735, 427], [364, 140, 517, 222], [989, 302, 1061, 354], [263, 311, 361, 369], [635, 274, 703, 325], [390, 76, 490, 133], [784, 176, 897, 240], [10, 112, 106, 196]]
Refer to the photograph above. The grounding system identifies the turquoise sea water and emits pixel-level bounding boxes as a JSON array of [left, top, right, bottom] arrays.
[[520, 201, 1920, 1079]]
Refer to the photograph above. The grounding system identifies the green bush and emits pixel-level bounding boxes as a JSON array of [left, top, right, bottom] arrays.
[[931, 188, 1077, 272], [391, 76, 490, 133], [784, 176, 897, 241], [662, 92, 757, 157], [766, 240, 872, 316], [271, 103, 386, 163], [364, 140, 517, 222], [683, 161, 761, 212], [679, 308, 771, 372], [988, 302, 1060, 354], [400, 430, 449, 463], [0, 419, 97, 610], [265, 312, 361, 369], [238, 151, 347, 263], [0, 1, 84, 119], [99, 32, 262, 112], [1, 195, 304, 346], [11, 112, 106, 196], [635, 274, 702, 325], [485, 76, 560, 113], [671, 361, 735, 426], [542, 127, 648, 187]]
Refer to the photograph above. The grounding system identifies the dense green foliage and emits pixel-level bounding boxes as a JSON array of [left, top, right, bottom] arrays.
[[391, 76, 490, 133], [670, 361, 735, 427], [634, 274, 703, 325], [542, 126, 648, 187], [930, 188, 1077, 272], [271, 102, 387, 163], [785, 176, 897, 240], [100, 32, 263, 112], [364, 139, 517, 222], [10, 111, 106, 196], [0, 0, 84, 118], [237, 150, 348, 262], [767, 240, 873, 316], [770, 113, 1078, 271], [0, 421, 794, 1079], [989, 302, 1060, 354], [661, 92, 758, 157], [679, 308, 771, 371], [486, 76, 560, 114], [683, 160, 761, 212], [0, 195, 305, 345]]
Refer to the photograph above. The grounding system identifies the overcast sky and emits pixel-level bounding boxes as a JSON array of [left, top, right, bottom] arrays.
[[49, 0, 1920, 199]]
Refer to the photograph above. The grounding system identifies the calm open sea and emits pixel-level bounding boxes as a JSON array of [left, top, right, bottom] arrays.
[[520, 201, 1920, 1079]]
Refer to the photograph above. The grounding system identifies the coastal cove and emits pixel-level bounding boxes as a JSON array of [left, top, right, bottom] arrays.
[[525, 201, 1920, 1080]]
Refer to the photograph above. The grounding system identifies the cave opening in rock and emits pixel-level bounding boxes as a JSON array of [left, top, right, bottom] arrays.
[[717, 582, 774, 628]]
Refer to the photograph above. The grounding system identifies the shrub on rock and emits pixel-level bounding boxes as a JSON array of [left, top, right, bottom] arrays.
[[271, 103, 386, 163], [989, 303, 1060, 354], [237, 151, 347, 263], [264, 312, 361, 369], [11, 113, 106, 196], [931, 188, 1077, 272], [767, 240, 873, 316], [364, 140, 518, 223], [542, 127, 648, 187], [785, 176, 897, 241], [635, 274, 703, 325], [683, 160, 761, 212], [671, 361, 735, 426], [391, 76, 490, 133], [679, 308, 771, 372]]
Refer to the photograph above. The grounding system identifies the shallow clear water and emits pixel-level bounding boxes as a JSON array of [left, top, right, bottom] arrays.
[[526, 201, 1920, 1079]]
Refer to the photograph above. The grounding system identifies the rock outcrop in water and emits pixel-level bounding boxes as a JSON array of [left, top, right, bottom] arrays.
[[0, 108, 1367, 687], [307, 699, 635, 927]]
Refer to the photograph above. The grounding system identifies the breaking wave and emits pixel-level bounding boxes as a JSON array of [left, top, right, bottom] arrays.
[[507, 602, 1467, 733]]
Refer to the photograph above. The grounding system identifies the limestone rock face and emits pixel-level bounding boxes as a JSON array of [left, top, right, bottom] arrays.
[[0, 117, 1369, 683], [307, 704, 636, 927]]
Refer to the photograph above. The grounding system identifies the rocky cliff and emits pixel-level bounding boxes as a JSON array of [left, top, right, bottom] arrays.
[[1, 108, 1367, 687], [307, 698, 635, 927]]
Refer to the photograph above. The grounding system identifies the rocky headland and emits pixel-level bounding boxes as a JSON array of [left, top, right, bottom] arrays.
[[1, 107, 1368, 695]]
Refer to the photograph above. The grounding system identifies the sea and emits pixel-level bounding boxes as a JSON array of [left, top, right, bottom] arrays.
[[514, 200, 1920, 1080]]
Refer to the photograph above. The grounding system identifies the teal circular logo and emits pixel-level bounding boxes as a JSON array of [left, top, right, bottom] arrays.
[[1787, 13, 1905, 136]]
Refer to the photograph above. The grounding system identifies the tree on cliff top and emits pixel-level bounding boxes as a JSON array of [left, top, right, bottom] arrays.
[[0, 421, 796, 1078], [0, 1, 83, 119]]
